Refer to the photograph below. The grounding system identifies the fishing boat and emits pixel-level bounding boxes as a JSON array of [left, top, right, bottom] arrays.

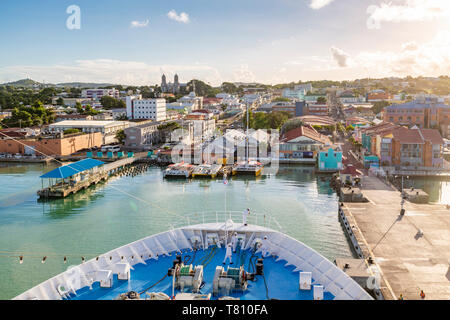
[[163, 162, 195, 178], [13, 211, 373, 300], [191, 164, 222, 179], [232, 103, 264, 177], [232, 160, 263, 176]]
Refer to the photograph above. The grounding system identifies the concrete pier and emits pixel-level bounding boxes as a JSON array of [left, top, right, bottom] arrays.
[[340, 175, 450, 300]]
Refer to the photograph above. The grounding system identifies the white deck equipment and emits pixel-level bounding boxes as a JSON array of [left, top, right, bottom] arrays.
[[313, 285, 324, 300], [97, 270, 113, 288], [115, 263, 131, 281], [299, 272, 312, 290]]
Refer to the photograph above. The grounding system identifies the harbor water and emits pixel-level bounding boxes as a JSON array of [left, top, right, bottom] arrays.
[[0, 162, 354, 299]]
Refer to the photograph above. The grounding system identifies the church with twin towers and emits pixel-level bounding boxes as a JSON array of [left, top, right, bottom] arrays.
[[161, 74, 188, 94]]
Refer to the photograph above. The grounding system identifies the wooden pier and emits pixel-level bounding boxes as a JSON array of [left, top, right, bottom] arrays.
[[37, 157, 149, 199]]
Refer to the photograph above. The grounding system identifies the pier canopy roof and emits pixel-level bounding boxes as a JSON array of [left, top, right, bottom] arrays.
[[40, 158, 105, 179]]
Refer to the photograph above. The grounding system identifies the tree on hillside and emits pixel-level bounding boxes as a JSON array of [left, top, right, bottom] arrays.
[[281, 118, 304, 135], [100, 96, 125, 109], [371, 100, 391, 115], [221, 82, 242, 94], [317, 96, 327, 104]]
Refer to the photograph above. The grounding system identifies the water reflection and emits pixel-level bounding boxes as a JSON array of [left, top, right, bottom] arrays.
[[403, 178, 450, 205], [38, 183, 106, 218]]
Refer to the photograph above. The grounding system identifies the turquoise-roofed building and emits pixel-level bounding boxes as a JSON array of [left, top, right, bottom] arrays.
[[363, 155, 379, 169], [361, 133, 372, 151], [317, 148, 343, 171]]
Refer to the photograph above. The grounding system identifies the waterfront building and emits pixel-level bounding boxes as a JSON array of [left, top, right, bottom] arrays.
[[362, 124, 444, 168], [0, 132, 102, 156], [359, 122, 399, 155], [126, 95, 166, 121], [48, 120, 130, 145], [318, 147, 343, 171], [124, 121, 162, 148], [389, 127, 444, 168], [280, 125, 331, 160]]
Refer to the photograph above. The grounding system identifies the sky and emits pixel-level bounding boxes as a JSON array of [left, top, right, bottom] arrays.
[[0, 0, 449, 86]]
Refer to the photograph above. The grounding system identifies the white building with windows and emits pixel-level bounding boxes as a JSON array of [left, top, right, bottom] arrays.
[[82, 88, 120, 100], [126, 95, 166, 121], [178, 92, 203, 110]]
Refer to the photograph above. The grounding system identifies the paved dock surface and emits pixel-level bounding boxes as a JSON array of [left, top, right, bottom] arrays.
[[342, 176, 450, 300]]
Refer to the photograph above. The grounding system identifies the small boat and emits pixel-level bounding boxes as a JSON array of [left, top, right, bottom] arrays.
[[192, 164, 222, 179], [232, 160, 263, 177], [163, 162, 194, 178]]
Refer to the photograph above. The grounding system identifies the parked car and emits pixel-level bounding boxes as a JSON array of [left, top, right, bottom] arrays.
[[101, 145, 121, 153]]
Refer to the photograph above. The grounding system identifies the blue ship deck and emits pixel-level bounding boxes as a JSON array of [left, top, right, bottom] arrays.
[[67, 246, 334, 300]]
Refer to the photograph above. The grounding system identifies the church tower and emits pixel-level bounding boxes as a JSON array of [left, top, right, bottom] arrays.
[[174, 74, 180, 93], [161, 74, 167, 92]]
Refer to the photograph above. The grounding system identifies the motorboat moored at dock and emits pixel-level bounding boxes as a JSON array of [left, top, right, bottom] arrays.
[[163, 162, 195, 178], [232, 160, 263, 177], [191, 164, 222, 178]]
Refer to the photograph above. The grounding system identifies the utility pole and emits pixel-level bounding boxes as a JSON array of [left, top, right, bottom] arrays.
[[397, 175, 409, 215]]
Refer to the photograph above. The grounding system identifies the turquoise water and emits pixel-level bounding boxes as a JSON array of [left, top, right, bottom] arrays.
[[0, 163, 352, 300]]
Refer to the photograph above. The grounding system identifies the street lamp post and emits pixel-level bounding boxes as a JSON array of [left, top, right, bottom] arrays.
[[396, 175, 409, 215]]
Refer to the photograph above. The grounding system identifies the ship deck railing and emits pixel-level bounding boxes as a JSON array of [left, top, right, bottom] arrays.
[[168, 210, 283, 233]]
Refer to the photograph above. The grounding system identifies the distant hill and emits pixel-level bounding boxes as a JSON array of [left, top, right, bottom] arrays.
[[1, 79, 119, 89], [56, 82, 117, 88], [2, 79, 48, 87]]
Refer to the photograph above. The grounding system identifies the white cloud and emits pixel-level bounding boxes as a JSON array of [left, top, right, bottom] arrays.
[[355, 31, 450, 76], [367, 0, 450, 29], [330, 46, 350, 67], [167, 10, 190, 24], [130, 19, 149, 28], [401, 41, 419, 52], [309, 0, 336, 10], [232, 64, 256, 83], [0, 59, 223, 86]]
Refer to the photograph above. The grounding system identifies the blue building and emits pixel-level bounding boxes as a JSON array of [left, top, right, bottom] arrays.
[[295, 101, 306, 117], [317, 148, 343, 171]]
